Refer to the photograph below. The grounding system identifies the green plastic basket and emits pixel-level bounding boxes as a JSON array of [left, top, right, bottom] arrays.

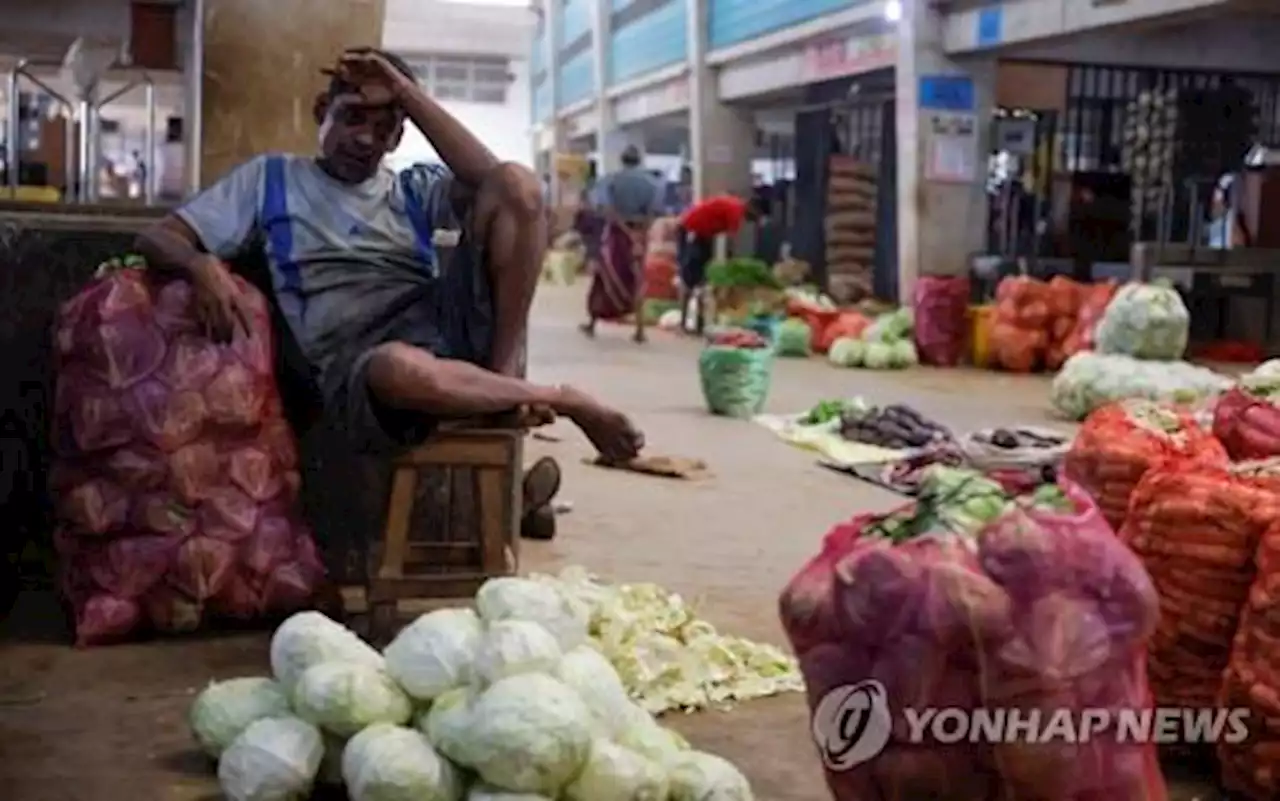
[[699, 345, 773, 418]]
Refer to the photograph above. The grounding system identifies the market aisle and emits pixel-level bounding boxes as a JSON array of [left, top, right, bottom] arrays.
[[0, 285, 1217, 800]]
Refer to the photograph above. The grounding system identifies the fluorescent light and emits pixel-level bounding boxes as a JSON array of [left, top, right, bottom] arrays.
[[884, 0, 902, 22]]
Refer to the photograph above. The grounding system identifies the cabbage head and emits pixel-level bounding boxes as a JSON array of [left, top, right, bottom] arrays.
[[889, 339, 918, 368], [190, 676, 290, 758], [475, 577, 589, 652], [418, 686, 478, 766], [564, 739, 668, 801], [291, 662, 412, 737], [467, 785, 552, 801], [827, 337, 865, 368], [864, 308, 912, 343], [554, 645, 633, 737], [464, 673, 593, 794], [1050, 351, 1230, 420], [475, 619, 562, 686], [863, 342, 893, 369], [773, 319, 811, 357], [269, 611, 384, 690], [615, 710, 690, 766], [341, 724, 463, 801], [384, 607, 483, 700], [217, 716, 323, 801], [668, 751, 755, 801], [1094, 282, 1189, 360]]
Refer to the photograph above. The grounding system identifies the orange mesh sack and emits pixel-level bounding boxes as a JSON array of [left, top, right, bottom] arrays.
[[990, 276, 1050, 372], [1044, 276, 1084, 370], [1220, 468, 1280, 799], [1063, 400, 1228, 531], [1119, 461, 1280, 710], [1062, 281, 1119, 359]]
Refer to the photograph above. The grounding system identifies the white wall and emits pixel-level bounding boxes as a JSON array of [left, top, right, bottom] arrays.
[[386, 56, 534, 169]]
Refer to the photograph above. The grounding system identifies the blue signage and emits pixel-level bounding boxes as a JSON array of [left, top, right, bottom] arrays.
[[919, 76, 976, 113], [977, 6, 1003, 47]]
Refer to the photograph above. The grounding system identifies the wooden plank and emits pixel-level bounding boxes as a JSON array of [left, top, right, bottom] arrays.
[[476, 466, 509, 576], [397, 437, 516, 467], [376, 466, 418, 579]]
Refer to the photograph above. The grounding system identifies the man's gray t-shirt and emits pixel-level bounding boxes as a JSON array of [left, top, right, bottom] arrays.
[[595, 166, 661, 219], [176, 153, 486, 381]]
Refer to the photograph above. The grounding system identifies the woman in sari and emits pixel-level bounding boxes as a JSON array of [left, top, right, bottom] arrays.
[[580, 146, 662, 342]]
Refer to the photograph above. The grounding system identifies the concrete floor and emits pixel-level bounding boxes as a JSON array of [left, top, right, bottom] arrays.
[[0, 285, 1221, 800]]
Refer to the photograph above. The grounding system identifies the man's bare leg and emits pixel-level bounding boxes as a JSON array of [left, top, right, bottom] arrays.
[[366, 341, 643, 460], [469, 163, 546, 377], [631, 229, 647, 343]]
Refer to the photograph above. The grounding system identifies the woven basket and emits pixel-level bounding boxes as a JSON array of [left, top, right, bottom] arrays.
[[699, 346, 773, 418]]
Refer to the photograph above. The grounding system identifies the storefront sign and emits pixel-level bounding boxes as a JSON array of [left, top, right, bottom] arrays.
[[801, 34, 895, 83], [976, 6, 1003, 47], [919, 75, 976, 113], [924, 112, 979, 184]]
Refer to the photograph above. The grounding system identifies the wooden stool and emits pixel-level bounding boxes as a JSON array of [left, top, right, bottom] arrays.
[[358, 424, 523, 641]]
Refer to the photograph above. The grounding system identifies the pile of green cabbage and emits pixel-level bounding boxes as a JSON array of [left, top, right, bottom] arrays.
[[190, 577, 757, 801], [1049, 351, 1231, 420], [1094, 282, 1190, 360], [826, 307, 918, 369], [773, 318, 811, 356], [531, 567, 803, 714]]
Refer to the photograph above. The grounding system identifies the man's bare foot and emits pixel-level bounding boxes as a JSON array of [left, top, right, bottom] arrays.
[[579, 321, 596, 338], [556, 386, 644, 462]]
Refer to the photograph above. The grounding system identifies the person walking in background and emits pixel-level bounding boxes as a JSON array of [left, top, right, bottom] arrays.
[[677, 193, 751, 334], [580, 144, 661, 342], [572, 188, 605, 279]]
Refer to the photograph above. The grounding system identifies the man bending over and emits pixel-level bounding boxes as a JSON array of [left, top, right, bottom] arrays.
[[137, 48, 643, 465]]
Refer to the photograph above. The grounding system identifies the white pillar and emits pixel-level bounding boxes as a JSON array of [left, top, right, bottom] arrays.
[[591, 0, 613, 166], [686, 0, 753, 201], [895, 0, 994, 297], [545, 0, 568, 202]]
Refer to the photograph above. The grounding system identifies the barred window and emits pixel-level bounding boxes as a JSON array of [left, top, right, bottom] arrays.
[[402, 54, 513, 105]]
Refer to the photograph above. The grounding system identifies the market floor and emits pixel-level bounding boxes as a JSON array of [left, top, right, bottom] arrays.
[[0, 285, 1220, 801]]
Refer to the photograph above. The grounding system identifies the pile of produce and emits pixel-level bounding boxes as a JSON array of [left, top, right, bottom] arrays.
[[192, 577, 760, 801], [1042, 276, 1085, 370], [699, 329, 773, 418], [50, 264, 322, 646], [780, 466, 1164, 801], [911, 275, 969, 367], [959, 426, 1069, 472], [1094, 281, 1190, 361], [531, 567, 804, 713], [1049, 351, 1231, 420], [774, 318, 812, 357], [1214, 365, 1280, 459], [812, 310, 870, 354], [1119, 460, 1280, 711], [988, 276, 1050, 372], [837, 402, 951, 450], [826, 308, 918, 370], [707, 258, 783, 326], [1221, 461, 1280, 800], [1061, 280, 1119, 358], [1064, 400, 1227, 530]]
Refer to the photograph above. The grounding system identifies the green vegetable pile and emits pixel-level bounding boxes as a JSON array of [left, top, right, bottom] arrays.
[[773, 318, 812, 357], [800, 398, 870, 426], [866, 466, 1072, 542], [827, 308, 918, 370], [706, 258, 781, 289], [190, 576, 765, 801]]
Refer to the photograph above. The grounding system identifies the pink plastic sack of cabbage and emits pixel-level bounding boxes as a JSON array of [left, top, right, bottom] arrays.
[[912, 276, 969, 366], [779, 476, 1168, 801], [51, 267, 323, 646]]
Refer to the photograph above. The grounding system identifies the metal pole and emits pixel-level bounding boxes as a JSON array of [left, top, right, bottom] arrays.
[[144, 78, 156, 203], [6, 60, 26, 192], [77, 98, 92, 202], [189, 0, 206, 193]]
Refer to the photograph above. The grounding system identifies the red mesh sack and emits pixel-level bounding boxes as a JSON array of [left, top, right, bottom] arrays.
[[51, 265, 323, 646], [911, 276, 969, 366], [814, 311, 871, 354], [1061, 281, 1118, 359], [1043, 276, 1084, 371], [1214, 376, 1280, 460], [642, 254, 678, 301], [1118, 461, 1280, 710], [1063, 400, 1228, 531], [1220, 482, 1280, 799], [990, 276, 1050, 372], [780, 473, 1166, 801]]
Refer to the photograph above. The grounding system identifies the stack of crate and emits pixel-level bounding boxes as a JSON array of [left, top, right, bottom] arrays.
[[825, 155, 878, 303]]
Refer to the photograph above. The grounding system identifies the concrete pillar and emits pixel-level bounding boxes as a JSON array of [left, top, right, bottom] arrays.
[[544, 0, 569, 203], [199, 0, 385, 187], [591, 0, 614, 167], [895, 0, 994, 297], [686, 0, 753, 201]]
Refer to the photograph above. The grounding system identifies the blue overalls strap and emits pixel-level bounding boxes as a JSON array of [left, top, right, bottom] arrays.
[[262, 155, 303, 320], [399, 169, 438, 268]]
